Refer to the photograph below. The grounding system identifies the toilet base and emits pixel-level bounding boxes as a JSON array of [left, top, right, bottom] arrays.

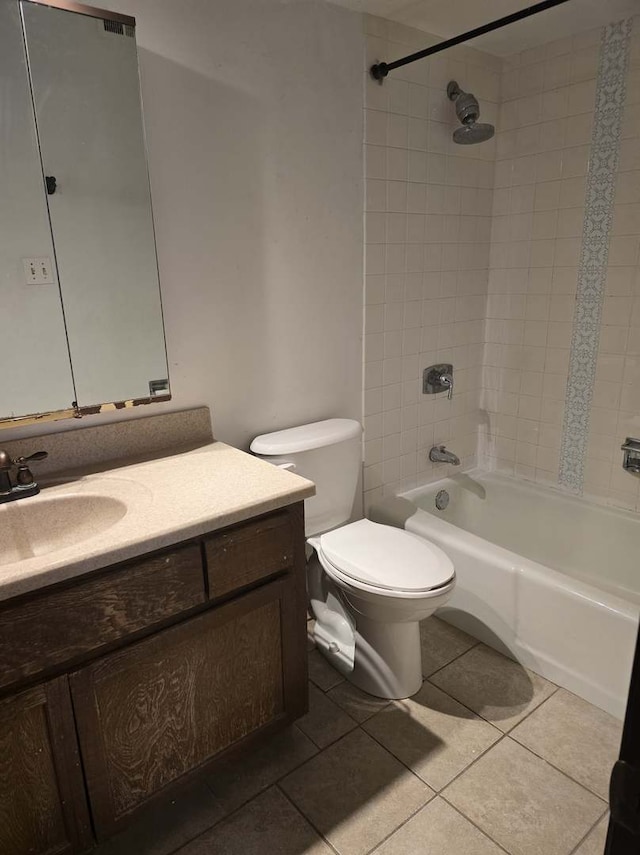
[[349, 617, 423, 699], [307, 540, 454, 700]]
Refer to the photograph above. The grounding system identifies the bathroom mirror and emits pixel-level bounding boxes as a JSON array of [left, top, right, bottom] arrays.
[[0, 0, 170, 424], [0, 1, 76, 419]]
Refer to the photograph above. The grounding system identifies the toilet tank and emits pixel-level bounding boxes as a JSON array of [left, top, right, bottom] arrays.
[[250, 419, 362, 536]]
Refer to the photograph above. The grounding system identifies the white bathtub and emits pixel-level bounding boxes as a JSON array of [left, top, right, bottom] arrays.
[[370, 470, 640, 719]]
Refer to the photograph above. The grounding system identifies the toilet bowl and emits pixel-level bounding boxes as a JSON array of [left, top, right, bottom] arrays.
[[250, 418, 456, 700], [309, 518, 454, 698]]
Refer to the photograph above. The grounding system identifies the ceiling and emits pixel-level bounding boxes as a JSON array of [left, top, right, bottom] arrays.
[[329, 0, 640, 56]]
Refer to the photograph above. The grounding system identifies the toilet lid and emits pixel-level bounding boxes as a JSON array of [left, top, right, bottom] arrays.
[[319, 519, 454, 593]]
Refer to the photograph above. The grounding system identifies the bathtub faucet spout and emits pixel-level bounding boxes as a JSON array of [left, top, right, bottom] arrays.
[[429, 445, 460, 466]]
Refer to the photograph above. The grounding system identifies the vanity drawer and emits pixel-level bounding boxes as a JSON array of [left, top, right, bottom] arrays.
[[205, 511, 294, 598], [0, 544, 205, 690]]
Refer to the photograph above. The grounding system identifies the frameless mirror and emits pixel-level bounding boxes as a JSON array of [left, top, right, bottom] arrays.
[[0, 0, 76, 419], [0, 0, 170, 424]]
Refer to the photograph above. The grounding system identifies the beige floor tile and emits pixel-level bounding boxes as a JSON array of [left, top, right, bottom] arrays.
[[207, 726, 317, 812], [430, 643, 557, 731], [511, 689, 622, 799], [574, 813, 610, 855], [308, 648, 345, 691], [363, 681, 501, 791], [176, 787, 332, 854], [328, 680, 391, 723], [94, 783, 226, 855], [372, 796, 504, 855], [281, 728, 433, 855], [420, 616, 478, 677], [444, 738, 606, 855], [297, 683, 358, 748]]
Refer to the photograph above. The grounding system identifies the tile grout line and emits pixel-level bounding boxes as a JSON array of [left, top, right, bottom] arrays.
[[284, 723, 436, 855], [437, 726, 607, 855], [441, 796, 513, 855], [426, 669, 561, 734], [421, 637, 482, 682], [360, 686, 505, 792], [357, 676, 567, 853], [299, 681, 360, 750], [567, 805, 610, 855], [361, 787, 439, 855], [275, 784, 342, 855], [430, 680, 613, 803], [197, 724, 322, 828], [509, 728, 613, 803]]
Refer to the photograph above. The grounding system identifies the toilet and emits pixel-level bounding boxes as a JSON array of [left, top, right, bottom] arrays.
[[250, 418, 455, 699]]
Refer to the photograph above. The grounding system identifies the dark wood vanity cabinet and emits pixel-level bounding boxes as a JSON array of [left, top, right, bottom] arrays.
[[0, 502, 307, 853], [0, 677, 92, 855]]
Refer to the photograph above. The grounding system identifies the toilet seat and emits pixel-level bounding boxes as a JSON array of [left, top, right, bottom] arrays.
[[316, 519, 454, 596]]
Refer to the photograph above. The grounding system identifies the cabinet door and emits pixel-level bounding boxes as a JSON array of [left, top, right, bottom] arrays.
[[70, 576, 305, 838], [0, 677, 92, 855]]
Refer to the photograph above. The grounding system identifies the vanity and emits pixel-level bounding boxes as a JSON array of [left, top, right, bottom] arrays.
[[0, 1, 316, 848], [0, 430, 315, 854]]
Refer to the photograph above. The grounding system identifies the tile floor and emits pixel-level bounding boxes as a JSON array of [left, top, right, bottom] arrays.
[[95, 617, 621, 855]]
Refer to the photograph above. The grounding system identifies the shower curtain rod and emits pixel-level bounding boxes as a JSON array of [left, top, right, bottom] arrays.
[[370, 0, 573, 82]]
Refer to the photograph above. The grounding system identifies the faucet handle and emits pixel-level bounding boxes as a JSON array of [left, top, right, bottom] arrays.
[[16, 450, 48, 463], [14, 451, 48, 488], [440, 373, 454, 400]]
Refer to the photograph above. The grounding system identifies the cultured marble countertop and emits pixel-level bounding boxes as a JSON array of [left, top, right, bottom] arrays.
[[0, 441, 315, 602]]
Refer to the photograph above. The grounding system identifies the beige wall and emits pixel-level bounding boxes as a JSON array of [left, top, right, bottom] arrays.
[[3, 0, 365, 451]]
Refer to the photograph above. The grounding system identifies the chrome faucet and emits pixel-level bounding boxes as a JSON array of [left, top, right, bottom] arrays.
[[429, 445, 460, 466], [0, 449, 48, 504]]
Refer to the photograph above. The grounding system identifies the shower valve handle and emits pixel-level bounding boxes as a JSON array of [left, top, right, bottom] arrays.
[[440, 373, 454, 400]]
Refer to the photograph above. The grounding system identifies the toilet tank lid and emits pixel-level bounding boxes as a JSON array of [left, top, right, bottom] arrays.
[[250, 418, 362, 455]]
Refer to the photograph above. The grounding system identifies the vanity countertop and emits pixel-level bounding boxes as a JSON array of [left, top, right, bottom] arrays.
[[0, 441, 315, 602]]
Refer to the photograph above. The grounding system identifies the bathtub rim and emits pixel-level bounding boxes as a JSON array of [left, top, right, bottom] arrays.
[[392, 468, 640, 612]]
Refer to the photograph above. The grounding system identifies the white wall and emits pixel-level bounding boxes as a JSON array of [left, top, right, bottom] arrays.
[[3, 0, 364, 450]]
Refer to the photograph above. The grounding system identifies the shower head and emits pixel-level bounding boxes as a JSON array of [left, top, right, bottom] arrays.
[[447, 80, 495, 145], [452, 123, 495, 144]]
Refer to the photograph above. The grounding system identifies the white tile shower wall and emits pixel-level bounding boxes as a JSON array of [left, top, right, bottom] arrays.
[[481, 26, 600, 486], [363, 15, 500, 509], [586, 19, 640, 510], [482, 16, 640, 511], [559, 20, 633, 495]]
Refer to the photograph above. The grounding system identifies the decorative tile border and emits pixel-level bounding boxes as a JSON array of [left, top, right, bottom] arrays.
[[558, 18, 633, 494]]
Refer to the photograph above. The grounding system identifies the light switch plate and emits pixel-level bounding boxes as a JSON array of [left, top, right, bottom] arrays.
[[23, 257, 55, 285]]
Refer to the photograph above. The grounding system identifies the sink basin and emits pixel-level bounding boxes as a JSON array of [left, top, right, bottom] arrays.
[[0, 493, 128, 566]]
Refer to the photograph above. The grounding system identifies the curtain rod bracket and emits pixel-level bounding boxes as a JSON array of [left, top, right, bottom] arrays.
[[370, 62, 389, 83]]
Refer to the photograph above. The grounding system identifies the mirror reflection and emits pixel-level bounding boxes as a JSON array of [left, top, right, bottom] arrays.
[[0, 0, 75, 419], [1, 0, 170, 424]]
